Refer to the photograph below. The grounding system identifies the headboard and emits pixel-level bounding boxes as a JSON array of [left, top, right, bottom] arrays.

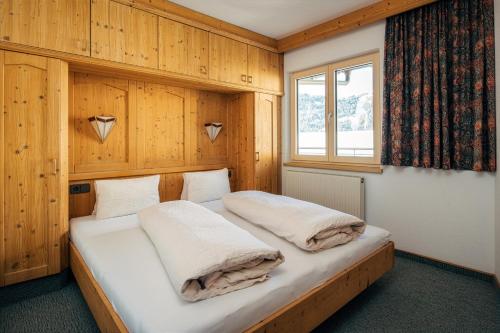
[[68, 71, 238, 218]]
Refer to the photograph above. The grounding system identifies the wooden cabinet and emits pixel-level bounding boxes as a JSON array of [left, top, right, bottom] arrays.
[[248, 46, 282, 92], [0, 51, 68, 286], [228, 92, 280, 194], [91, 0, 158, 68], [209, 33, 248, 85], [0, 0, 90, 56], [159, 18, 209, 79], [254, 93, 279, 193]]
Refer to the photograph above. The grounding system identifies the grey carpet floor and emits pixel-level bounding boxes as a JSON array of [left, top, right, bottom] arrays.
[[0, 256, 498, 333]]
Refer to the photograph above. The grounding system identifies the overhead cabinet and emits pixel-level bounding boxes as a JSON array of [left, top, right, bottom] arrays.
[[159, 18, 209, 79], [209, 34, 249, 86], [0, 51, 68, 286], [248, 45, 282, 92], [91, 0, 159, 69], [0, 0, 90, 56]]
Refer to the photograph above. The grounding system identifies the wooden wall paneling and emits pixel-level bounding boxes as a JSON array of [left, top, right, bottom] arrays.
[[159, 18, 209, 78], [71, 73, 136, 173], [46, 58, 69, 273], [159, 173, 184, 202], [247, 46, 281, 92], [0, 0, 90, 56], [0, 51, 4, 286], [254, 93, 276, 193], [136, 82, 186, 169], [1, 51, 67, 285], [191, 91, 229, 165], [227, 93, 255, 191], [209, 34, 248, 86], [92, 0, 159, 69]]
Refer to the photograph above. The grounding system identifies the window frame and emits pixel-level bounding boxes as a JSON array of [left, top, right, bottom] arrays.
[[290, 52, 381, 170]]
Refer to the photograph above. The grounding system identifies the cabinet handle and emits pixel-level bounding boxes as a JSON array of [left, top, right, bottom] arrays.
[[241, 74, 247, 82], [200, 65, 207, 74], [255, 152, 260, 161], [52, 159, 58, 175], [248, 75, 253, 84]]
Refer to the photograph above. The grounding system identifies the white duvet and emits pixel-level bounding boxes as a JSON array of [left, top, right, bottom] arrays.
[[223, 191, 366, 251], [138, 200, 284, 301]]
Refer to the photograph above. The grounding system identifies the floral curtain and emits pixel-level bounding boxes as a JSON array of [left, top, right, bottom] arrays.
[[382, 0, 496, 171]]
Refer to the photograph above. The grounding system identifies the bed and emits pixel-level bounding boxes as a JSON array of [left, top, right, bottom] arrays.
[[70, 199, 394, 333]]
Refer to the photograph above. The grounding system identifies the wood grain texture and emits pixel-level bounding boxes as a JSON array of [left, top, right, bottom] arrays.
[[1, 51, 68, 286], [70, 73, 136, 173], [191, 91, 228, 166], [137, 83, 187, 168], [0, 0, 90, 56], [124, 0, 278, 51], [159, 17, 209, 79], [245, 241, 395, 332], [255, 93, 278, 194], [0, 41, 284, 96], [209, 34, 248, 85], [247, 46, 282, 93], [277, 0, 438, 52], [92, 0, 159, 68], [70, 239, 393, 333]]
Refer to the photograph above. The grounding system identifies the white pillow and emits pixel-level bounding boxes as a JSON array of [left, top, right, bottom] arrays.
[[181, 168, 230, 203], [94, 175, 160, 219]]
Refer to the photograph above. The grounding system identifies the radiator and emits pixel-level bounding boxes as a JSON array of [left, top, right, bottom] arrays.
[[283, 169, 365, 219]]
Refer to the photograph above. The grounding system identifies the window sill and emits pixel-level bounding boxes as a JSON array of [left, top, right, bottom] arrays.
[[283, 161, 383, 174]]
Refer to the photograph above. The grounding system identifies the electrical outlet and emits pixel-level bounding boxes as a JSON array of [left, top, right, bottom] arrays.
[[69, 183, 90, 194]]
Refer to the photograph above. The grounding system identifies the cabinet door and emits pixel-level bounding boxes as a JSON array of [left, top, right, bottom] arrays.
[[0, 51, 68, 286], [248, 46, 282, 92], [159, 18, 209, 79], [0, 0, 90, 56], [209, 34, 248, 85], [254, 93, 278, 194], [91, 0, 158, 69]]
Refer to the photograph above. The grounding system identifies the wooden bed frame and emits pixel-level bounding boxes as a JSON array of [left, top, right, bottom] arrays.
[[70, 240, 394, 333]]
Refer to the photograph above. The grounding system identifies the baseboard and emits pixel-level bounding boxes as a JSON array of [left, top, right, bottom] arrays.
[[395, 249, 497, 287]]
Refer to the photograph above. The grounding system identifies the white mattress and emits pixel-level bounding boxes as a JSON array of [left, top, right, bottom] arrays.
[[70, 200, 391, 333]]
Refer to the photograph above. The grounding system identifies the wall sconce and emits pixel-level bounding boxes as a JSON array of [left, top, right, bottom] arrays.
[[88, 116, 117, 143], [205, 122, 223, 143]]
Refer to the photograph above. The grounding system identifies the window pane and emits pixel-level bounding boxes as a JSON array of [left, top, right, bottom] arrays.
[[335, 63, 373, 157], [297, 73, 326, 156]]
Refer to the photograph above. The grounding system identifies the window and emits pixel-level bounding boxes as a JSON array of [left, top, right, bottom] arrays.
[[290, 52, 381, 171]]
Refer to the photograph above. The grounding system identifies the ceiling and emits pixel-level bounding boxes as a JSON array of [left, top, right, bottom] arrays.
[[169, 0, 379, 39]]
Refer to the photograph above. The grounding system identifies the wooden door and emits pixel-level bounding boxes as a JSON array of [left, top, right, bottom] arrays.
[[247, 46, 282, 92], [159, 18, 209, 79], [0, 51, 68, 286], [209, 34, 248, 85], [91, 0, 158, 68], [254, 93, 278, 194], [0, 0, 90, 56]]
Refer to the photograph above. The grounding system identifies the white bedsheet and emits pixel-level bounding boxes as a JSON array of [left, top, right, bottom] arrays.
[[70, 200, 391, 333]]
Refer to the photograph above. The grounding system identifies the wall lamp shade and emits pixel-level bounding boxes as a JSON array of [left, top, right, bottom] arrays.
[[88, 116, 117, 143], [205, 122, 223, 142]]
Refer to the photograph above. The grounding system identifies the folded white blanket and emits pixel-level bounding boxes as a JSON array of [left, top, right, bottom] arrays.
[[223, 191, 366, 252], [138, 200, 284, 302]]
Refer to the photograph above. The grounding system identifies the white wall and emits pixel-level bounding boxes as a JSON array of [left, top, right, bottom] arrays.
[[282, 22, 496, 273], [495, 0, 500, 281]]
